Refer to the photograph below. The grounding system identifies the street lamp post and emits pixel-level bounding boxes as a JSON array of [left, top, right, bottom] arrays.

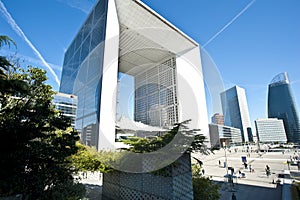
[[223, 142, 228, 175]]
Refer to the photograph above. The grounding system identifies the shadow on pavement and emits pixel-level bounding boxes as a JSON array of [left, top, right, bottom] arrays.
[[213, 180, 282, 200]]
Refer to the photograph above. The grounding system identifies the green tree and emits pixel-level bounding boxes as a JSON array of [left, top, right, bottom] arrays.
[[0, 37, 85, 199], [123, 120, 208, 154], [0, 36, 26, 94], [69, 142, 113, 173], [192, 164, 220, 200]]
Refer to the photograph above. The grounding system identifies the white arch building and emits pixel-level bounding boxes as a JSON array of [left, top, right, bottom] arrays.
[[60, 0, 209, 150]]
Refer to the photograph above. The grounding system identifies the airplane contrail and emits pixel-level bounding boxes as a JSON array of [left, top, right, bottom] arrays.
[[202, 0, 256, 48], [0, 0, 60, 86], [0, 49, 62, 72], [55, 0, 95, 14]]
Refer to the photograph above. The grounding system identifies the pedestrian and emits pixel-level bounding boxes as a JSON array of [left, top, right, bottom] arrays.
[[99, 173, 102, 181], [249, 164, 252, 173], [202, 169, 205, 175], [232, 192, 237, 200], [219, 160, 221, 166], [199, 160, 203, 167], [265, 165, 270, 176], [244, 162, 248, 169]]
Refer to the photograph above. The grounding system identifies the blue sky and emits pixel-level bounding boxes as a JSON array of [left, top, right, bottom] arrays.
[[0, 0, 299, 132]]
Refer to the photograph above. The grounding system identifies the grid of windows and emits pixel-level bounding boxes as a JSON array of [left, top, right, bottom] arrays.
[[59, 0, 108, 148], [61, 0, 108, 94], [134, 57, 178, 127], [255, 118, 287, 143], [53, 93, 77, 128], [209, 124, 242, 148]]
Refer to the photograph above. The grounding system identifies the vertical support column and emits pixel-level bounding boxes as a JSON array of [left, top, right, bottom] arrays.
[[98, 0, 120, 150], [176, 47, 210, 146]]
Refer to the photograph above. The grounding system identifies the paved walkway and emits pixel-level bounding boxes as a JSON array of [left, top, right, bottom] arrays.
[[80, 148, 299, 200], [76, 171, 103, 200], [193, 147, 299, 200]]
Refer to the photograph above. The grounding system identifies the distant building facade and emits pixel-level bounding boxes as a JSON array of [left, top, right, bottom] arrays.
[[255, 118, 287, 143], [135, 60, 178, 128], [268, 72, 300, 143], [220, 86, 252, 142], [53, 92, 77, 128], [211, 113, 224, 125], [209, 123, 242, 148]]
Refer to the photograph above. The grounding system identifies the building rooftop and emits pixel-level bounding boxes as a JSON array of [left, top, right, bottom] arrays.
[[270, 72, 289, 86]]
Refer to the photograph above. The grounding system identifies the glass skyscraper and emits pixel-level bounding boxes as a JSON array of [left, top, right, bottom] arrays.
[[221, 86, 252, 142], [268, 72, 300, 143]]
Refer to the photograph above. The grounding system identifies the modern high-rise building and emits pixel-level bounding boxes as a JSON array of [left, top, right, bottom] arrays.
[[53, 92, 77, 128], [211, 113, 224, 125], [209, 124, 242, 148], [59, 0, 209, 151], [255, 118, 287, 143], [268, 72, 300, 143], [221, 86, 252, 142]]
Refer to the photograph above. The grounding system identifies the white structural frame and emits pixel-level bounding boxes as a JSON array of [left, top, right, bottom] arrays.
[[96, 0, 209, 150]]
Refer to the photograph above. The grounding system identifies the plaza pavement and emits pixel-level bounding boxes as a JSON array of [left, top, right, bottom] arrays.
[[79, 146, 299, 200], [192, 146, 299, 200]]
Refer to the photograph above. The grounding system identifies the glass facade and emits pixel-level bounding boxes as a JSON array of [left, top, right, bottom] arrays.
[[53, 92, 77, 128], [268, 72, 300, 143], [255, 118, 287, 143], [59, 0, 109, 148], [220, 86, 252, 142], [134, 58, 178, 128], [209, 124, 242, 148], [211, 113, 224, 125]]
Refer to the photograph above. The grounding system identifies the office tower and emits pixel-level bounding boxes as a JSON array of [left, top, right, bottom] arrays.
[[221, 86, 252, 142], [59, 0, 209, 150], [211, 113, 224, 125], [255, 118, 287, 143], [209, 124, 242, 148], [268, 72, 300, 143], [135, 58, 178, 128], [53, 92, 77, 128]]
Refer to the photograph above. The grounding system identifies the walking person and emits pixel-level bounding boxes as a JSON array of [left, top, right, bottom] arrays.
[[265, 165, 270, 177]]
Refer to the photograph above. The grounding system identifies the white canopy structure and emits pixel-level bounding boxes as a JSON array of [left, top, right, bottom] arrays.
[[116, 115, 166, 132]]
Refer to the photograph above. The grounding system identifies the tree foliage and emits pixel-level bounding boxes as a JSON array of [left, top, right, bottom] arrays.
[[0, 36, 26, 94], [69, 142, 114, 173], [192, 164, 220, 200], [123, 119, 208, 154], [122, 120, 219, 198], [0, 36, 85, 199]]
